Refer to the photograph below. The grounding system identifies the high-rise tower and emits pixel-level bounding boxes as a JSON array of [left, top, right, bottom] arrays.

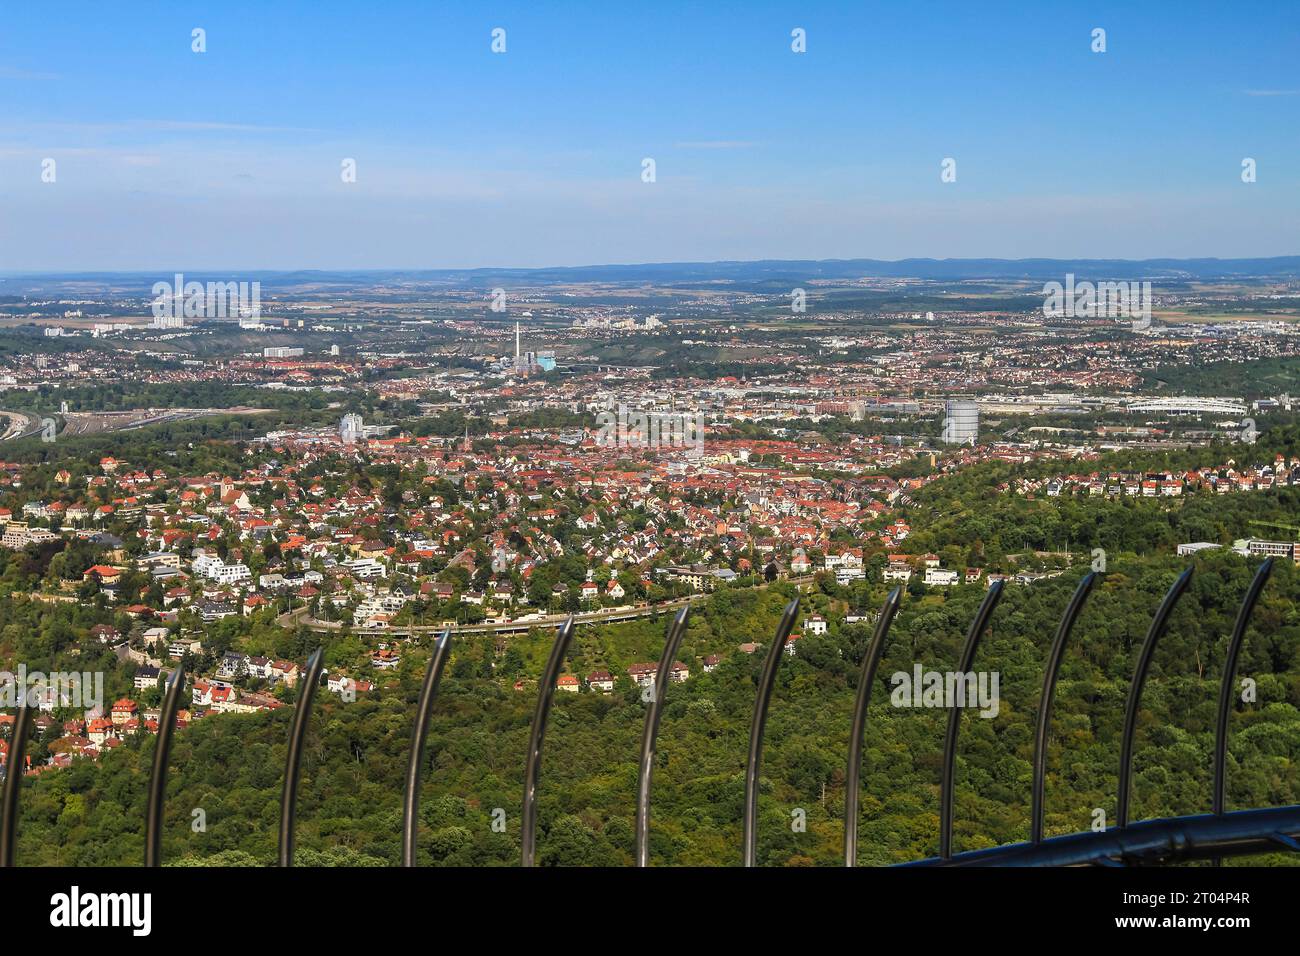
[[941, 401, 979, 445]]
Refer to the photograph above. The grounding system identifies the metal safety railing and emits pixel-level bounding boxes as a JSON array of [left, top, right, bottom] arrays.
[[939, 579, 1005, 860], [0, 563, 1296, 868], [402, 630, 453, 867], [636, 606, 690, 867], [743, 598, 800, 867]]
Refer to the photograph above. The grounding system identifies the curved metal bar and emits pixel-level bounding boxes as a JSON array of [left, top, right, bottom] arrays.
[[145, 665, 187, 867], [742, 597, 800, 868], [1117, 566, 1193, 829], [401, 630, 453, 867], [278, 648, 325, 867], [1214, 559, 1273, 817], [900, 804, 1300, 868], [939, 579, 1005, 859], [635, 607, 691, 867], [521, 615, 576, 867], [1031, 572, 1098, 844], [0, 703, 32, 867], [843, 587, 902, 866]]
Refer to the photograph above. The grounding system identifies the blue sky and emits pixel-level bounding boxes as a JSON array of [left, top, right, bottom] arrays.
[[1, 0, 1297, 270]]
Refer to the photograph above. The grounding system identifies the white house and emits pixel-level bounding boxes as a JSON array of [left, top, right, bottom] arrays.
[[924, 567, 959, 587]]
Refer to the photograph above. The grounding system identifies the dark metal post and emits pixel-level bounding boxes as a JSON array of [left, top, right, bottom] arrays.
[[635, 607, 691, 867], [1214, 559, 1273, 816], [278, 648, 325, 867], [402, 631, 453, 867], [0, 703, 32, 867], [844, 587, 902, 866], [145, 665, 186, 867], [521, 616, 576, 867], [940, 579, 1005, 859], [742, 597, 800, 867], [1031, 572, 1097, 843], [1117, 566, 1193, 828]]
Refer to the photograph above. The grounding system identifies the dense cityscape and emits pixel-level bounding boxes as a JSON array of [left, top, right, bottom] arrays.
[[0, 261, 1298, 869]]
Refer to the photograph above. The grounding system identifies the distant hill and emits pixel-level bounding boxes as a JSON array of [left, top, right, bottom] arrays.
[[4, 256, 1300, 296]]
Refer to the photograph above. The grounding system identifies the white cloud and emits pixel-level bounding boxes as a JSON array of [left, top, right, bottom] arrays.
[[0, 65, 60, 80], [673, 140, 758, 150]]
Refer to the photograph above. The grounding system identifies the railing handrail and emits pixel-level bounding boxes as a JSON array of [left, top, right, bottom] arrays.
[[1031, 572, 1097, 844], [278, 648, 325, 867], [1214, 559, 1273, 816], [144, 665, 186, 867], [0, 703, 31, 868], [521, 616, 576, 867], [939, 580, 1005, 859], [902, 804, 1300, 867], [844, 586, 902, 866], [402, 631, 453, 867], [1117, 567, 1193, 829], [635, 606, 691, 867], [742, 597, 800, 867]]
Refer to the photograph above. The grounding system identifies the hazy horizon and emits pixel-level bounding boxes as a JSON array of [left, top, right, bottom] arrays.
[[5, 254, 1300, 287]]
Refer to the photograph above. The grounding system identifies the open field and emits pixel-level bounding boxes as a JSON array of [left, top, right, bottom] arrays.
[[1153, 309, 1300, 324]]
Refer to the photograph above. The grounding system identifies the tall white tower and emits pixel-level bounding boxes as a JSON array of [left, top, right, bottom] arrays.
[[515, 321, 521, 361], [941, 400, 979, 446], [340, 413, 364, 444]]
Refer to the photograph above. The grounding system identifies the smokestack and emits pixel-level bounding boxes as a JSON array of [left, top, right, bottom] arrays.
[[515, 321, 520, 360]]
